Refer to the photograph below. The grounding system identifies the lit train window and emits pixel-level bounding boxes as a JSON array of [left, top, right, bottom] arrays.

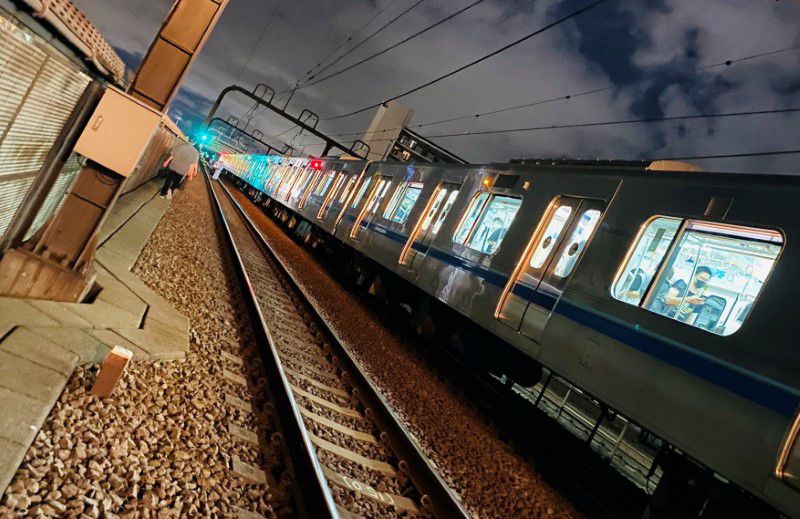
[[553, 209, 602, 277], [351, 177, 373, 208], [430, 190, 459, 234], [613, 218, 783, 336], [366, 177, 392, 214], [314, 171, 336, 196], [338, 177, 356, 204], [453, 193, 489, 245], [383, 182, 423, 223], [529, 205, 572, 269], [453, 193, 521, 254], [612, 217, 681, 305]]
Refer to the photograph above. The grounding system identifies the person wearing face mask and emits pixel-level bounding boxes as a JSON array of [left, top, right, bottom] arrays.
[[664, 265, 713, 322]]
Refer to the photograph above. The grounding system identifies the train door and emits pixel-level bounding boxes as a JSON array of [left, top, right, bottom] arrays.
[[399, 183, 460, 270], [496, 196, 605, 342]]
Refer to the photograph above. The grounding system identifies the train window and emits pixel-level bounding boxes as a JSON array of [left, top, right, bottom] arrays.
[[614, 218, 782, 336], [383, 182, 423, 223], [338, 177, 356, 204], [430, 190, 459, 234], [454, 194, 521, 254], [530, 205, 573, 269], [314, 171, 336, 196], [351, 177, 373, 208], [317, 173, 346, 220], [366, 177, 392, 214], [453, 192, 490, 245], [612, 217, 681, 305], [553, 209, 602, 277]]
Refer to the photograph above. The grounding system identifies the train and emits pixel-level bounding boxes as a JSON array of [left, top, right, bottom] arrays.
[[217, 153, 800, 517]]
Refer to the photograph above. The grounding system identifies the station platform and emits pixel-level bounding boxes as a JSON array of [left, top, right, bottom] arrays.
[[0, 179, 190, 496]]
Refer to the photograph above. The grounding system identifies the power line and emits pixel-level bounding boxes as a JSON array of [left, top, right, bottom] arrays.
[[295, 0, 489, 91], [234, 0, 283, 84], [657, 149, 800, 161], [421, 107, 800, 138], [284, 0, 426, 95], [323, 44, 800, 138], [292, 106, 800, 151], [323, 0, 610, 121], [302, 0, 408, 81]]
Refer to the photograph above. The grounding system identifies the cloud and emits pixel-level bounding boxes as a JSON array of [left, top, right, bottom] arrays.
[[73, 0, 800, 173]]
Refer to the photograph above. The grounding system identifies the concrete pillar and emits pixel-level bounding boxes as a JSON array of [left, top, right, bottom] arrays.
[[360, 101, 413, 160]]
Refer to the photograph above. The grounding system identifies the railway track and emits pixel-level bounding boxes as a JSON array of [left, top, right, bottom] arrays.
[[206, 171, 468, 518]]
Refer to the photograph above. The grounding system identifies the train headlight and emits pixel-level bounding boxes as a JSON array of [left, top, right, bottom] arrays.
[[776, 409, 800, 491]]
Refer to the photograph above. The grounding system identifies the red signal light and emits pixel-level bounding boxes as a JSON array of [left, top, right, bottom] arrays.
[[310, 159, 323, 170]]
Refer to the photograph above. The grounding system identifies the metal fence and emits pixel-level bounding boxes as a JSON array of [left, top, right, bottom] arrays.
[[0, 7, 90, 241]]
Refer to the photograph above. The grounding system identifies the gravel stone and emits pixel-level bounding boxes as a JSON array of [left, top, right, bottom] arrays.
[[0, 179, 290, 517]]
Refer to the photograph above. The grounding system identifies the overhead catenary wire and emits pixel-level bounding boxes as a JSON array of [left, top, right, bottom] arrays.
[[322, 44, 800, 139], [274, 0, 427, 97], [422, 107, 800, 138], [302, 0, 407, 81], [323, 0, 610, 121], [234, 0, 284, 84], [657, 149, 800, 161], [293, 0, 489, 91], [291, 106, 800, 150]]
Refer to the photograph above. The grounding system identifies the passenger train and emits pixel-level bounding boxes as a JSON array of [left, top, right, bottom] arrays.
[[217, 153, 800, 517]]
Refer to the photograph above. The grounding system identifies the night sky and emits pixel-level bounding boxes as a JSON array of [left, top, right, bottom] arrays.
[[72, 0, 800, 173]]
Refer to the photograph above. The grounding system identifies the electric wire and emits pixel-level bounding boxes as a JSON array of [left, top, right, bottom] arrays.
[[657, 149, 800, 161], [276, 0, 426, 97], [302, 0, 408, 81], [422, 107, 800, 139], [323, 0, 610, 121], [234, 0, 283, 84], [291, 106, 800, 151], [295, 0, 489, 91], [323, 44, 800, 138]]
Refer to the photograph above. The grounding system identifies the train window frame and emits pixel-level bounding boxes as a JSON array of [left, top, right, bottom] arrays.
[[383, 181, 424, 224], [317, 172, 347, 220], [452, 192, 522, 255], [313, 170, 336, 197], [350, 176, 373, 209], [611, 216, 784, 337], [338, 176, 357, 204]]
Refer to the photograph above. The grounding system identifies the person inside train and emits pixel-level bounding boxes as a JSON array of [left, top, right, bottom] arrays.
[[482, 217, 507, 253], [658, 265, 713, 322]]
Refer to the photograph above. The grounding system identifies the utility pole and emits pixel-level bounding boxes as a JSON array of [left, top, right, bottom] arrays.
[[0, 0, 229, 301]]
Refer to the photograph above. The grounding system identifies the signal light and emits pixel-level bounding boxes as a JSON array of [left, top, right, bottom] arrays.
[[482, 177, 493, 188], [310, 159, 323, 170]]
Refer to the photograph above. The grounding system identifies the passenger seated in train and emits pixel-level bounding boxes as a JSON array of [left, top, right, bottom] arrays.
[[650, 266, 713, 323]]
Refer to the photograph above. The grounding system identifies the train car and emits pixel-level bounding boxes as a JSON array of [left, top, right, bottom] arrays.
[[224, 154, 800, 517]]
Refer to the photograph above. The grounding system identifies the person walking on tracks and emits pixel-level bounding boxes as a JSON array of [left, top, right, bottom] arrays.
[[160, 141, 199, 199]]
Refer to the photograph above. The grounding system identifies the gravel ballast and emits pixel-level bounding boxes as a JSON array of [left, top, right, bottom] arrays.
[[227, 185, 582, 518], [0, 178, 290, 517]]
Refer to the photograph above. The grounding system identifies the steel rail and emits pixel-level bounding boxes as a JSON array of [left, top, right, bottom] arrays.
[[216, 178, 470, 519], [203, 167, 339, 519], [224, 172, 648, 518]]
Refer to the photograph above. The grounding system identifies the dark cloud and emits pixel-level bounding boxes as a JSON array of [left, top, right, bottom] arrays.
[[73, 0, 800, 173]]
